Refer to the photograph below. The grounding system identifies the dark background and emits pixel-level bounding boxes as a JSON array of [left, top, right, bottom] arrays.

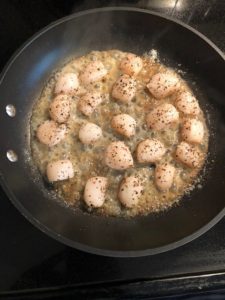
[[1, 0, 225, 71], [0, 1, 225, 299]]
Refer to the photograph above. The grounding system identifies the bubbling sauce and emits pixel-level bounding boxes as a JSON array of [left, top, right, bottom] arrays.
[[30, 50, 208, 217]]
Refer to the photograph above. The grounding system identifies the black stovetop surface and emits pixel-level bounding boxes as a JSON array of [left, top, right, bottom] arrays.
[[0, 0, 225, 297]]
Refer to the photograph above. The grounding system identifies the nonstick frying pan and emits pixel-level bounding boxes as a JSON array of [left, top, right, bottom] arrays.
[[0, 7, 225, 257]]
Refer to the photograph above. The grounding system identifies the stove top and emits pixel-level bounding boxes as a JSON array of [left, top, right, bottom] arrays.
[[0, 0, 225, 298]]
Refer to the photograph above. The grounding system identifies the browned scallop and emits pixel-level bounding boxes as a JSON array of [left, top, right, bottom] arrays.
[[78, 92, 103, 117], [118, 176, 144, 208], [78, 122, 102, 145], [147, 72, 180, 99], [105, 141, 133, 170], [120, 53, 143, 76], [84, 177, 108, 208], [181, 119, 204, 144], [146, 103, 179, 131], [136, 138, 166, 163], [155, 163, 175, 191], [176, 141, 202, 168], [36, 120, 66, 147], [49, 95, 71, 123], [55, 73, 79, 95], [176, 91, 200, 116], [112, 74, 137, 103], [80, 61, 107, 84], [46, 160, 74, 182], [111, 114, 136, 137]]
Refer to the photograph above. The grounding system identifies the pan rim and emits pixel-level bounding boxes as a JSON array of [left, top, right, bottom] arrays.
[[0, 6, 224, 257]]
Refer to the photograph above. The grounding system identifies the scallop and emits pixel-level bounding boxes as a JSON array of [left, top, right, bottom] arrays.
[[46, 160, 74, 182], [176, 141, 202, 168], [84, 176, 108, 208], [147, 72, 180, 99], [112, 74, 137, 103], [36, 120, 66, 147], [49, 94, 71, 123], [111, 114, 136, 137], [136, 138, 166, 163], [176, 91, 200, 116], [55, 72, 79, 95], [146, 103, 179, 130], [120, 53, 143, 76], [78, 122, 102, 145], [80, 61, 107, 84], [105, 141, 133, 170], [181, 119, 204, 144], [78, 92, 103, 117], [118, 176, 144, 208], [155, 163, 175, 191]]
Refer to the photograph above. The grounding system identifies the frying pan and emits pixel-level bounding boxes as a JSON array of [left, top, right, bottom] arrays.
[[0, 7, 225, 257]]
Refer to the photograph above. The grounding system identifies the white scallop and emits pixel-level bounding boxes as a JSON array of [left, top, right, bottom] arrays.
[[55, 72, 79, 95], [176, 91, 200, 116], [84, 177, 108, 207], [49, 94, 71, 123], [112, 74, 137, 103], [80, 61, 107, 84], [105, 141, 133, 170], [78, 92, 103, 117], [147, 72, 180, 99], [120, 53, 143, 76], [46, 160, 74, 182], [176, 141, 202, 168], [155, 163, 175, 191], [136, 138, 166, 163], [78, 123, 102, 145], [146, 103, 179, 130], [111, 114, 136, 137], [181, 119, 204, 144], [36, 120, 66, 147], [118, 176, 144, 208]]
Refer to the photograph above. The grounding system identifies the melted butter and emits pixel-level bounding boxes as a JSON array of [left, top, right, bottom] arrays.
[[30, 50, 209, 217]]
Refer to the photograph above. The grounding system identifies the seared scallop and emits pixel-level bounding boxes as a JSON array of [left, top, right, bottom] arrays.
[[105, 141, 133, 170], [155, 163, 175, 191], [176, 141, 202, 168], [84, 176, 108, 208], [78, 92, 103, 117], [118, 176, 144, 208], [136, 138, 166, 163], [176, 91, 200, 116], [55, 72, 79, 95], [78, 122, 102, 145], [146, 103, 179, 130], [36, 120, 66, 147], [112, 74, 137, 103], [46, 160, 74, 182], [111, 114, 136, 137], [120, 53, 143, 76], [181, 119, 204, 144], [49, 94, 71, 123], [80, 61, 107, 84], [147, 72, 180, 99]]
